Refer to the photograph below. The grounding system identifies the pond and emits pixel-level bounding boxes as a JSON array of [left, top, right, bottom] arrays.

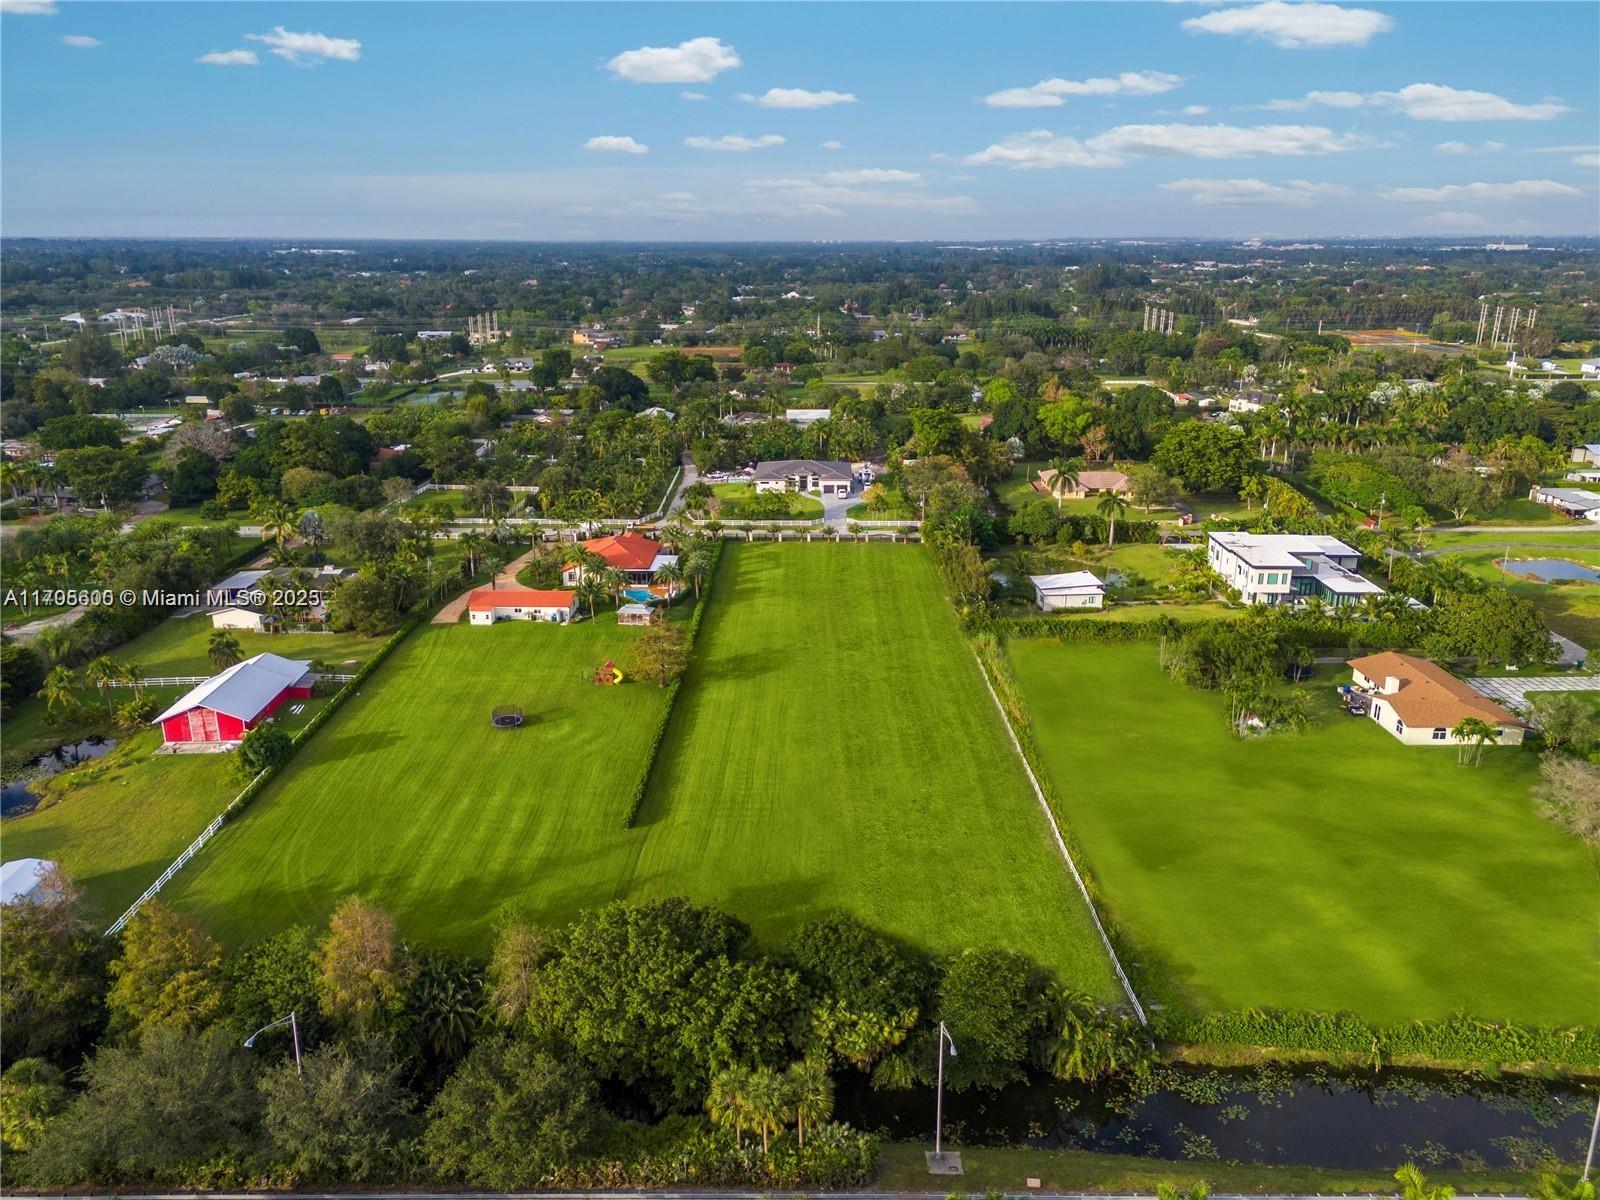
[[1, 736, 117, 818], [836, 1064, 1594, 1171], [1505, 558, 1600, 583]]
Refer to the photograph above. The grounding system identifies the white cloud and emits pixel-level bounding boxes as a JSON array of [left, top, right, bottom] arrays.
[[680, 90, 709, 101], [743, 177, 975, 214], [1182, 1, 1393, 49], [1434, 140, 1505, 155], [1160, 177, 1349, 206], [967, 122, 1377, 169], [965, 131, 1123, 169], [744, 87, 857, 109], [245, 27, 361, 65], [820, 140, 844, 150], [684, 133, 784, 152], [196, 49, 259, 66], [983, 70, 1182, 108], [0, 0, 58, 14], [1182, 104, 1210, 116], [1268, 83, 1570, 122], [1576, 153, 1600, 169], [607, 36, 739, 84], [821, 168, 921, 184], [60, 33, 99, 47], [584, 135, 648, 155], [1379, 179, 1582, 203]]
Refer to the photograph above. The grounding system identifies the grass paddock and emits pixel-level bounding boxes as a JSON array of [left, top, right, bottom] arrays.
[[1006, 640, 1597, 1026]]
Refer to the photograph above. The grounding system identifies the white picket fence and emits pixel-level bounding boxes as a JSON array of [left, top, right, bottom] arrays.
[[104, 770, 268, 936], [108, 673, 355, 689]]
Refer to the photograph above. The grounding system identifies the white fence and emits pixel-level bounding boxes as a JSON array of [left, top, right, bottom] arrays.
[[104, 770, 268, 936], [108, 672, 356, 689]]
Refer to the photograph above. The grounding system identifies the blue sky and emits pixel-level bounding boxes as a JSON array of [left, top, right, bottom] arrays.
[[2, 1, 1596, 239]]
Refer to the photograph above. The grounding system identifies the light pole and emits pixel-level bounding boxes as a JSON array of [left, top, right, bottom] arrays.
[[925, 1021, 962, 1174], [1583, 1087, 1600, 1182], [243, 1010, 303, 1076]]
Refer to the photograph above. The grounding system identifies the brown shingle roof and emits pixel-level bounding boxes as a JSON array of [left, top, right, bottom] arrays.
[[1348, 652, 1522, 731]]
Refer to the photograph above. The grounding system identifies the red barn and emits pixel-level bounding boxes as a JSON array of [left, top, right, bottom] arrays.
[[153, 652, 315, 747]]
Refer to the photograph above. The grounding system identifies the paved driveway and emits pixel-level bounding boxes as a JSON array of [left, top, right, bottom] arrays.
[[1467, 674, 1600, 710]]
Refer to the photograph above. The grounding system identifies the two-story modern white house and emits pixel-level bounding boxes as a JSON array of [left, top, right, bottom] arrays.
[[1206, 531, 1384, 608]]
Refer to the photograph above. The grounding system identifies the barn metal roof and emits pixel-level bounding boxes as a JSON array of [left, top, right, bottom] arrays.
[[152, 652, 313, 725]]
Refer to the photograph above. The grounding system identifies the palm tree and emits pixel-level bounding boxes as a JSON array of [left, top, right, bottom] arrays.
[[1535, 1175, 1596, 1200], [120, 660, 146, 699], [1395, 1164, 1455, 1200], [682, 542, 714, 598], [599, 566, 628, 608], [744, 1066, 785, 1155], [457, 531, 488, 577], [575, 574, 607, 618], [35, 625, 76, 666], [253, 499, 298, 552], [1096, 492, 1129, 549], [208, 630, 243, 672], [83, 655, 120, 713], [1045, 457, 1080, 512], [39, 665, 76, 715], [652, 559, 686, 597], [706, 1066, 752, 1148], [784, 1059, 834, 1150], [1449, 717, 1497, 767]]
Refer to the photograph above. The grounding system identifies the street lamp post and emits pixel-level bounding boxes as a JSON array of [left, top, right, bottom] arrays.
[[1583, 1087, 1600, 1181], [243, 1010, 303, 1076], [925, 1021, 962, 1175]]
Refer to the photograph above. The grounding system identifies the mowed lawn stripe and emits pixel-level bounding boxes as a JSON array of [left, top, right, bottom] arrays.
[[630, 543, 1122, 994], [166, 547, 1121, 999], [1007, 639, 1598, 1026], [167, 617, 670, 947]]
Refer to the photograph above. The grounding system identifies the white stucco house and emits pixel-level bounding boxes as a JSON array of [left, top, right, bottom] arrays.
[[467, 587, 579, 625], [752, 459, 854, 498], [1030, 572, 1106, 610], [1348, 652, 1525, 747]]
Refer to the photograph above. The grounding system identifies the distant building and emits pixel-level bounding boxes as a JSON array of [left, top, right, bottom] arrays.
[[1034, 468, 1130, 499], [0, 859, 59, 906], [1530, 486, 1600, 520], [1571, 445, 1600, 467]]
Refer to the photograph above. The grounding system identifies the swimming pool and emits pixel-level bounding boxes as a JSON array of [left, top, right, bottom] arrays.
[[1505, 558, 1600, 583], [622, 587, 658, 603]]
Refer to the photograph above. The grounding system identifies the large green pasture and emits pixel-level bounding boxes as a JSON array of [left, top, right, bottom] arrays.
[[1006, 640, 1598, 1026], [165, 546, 1121, 996]]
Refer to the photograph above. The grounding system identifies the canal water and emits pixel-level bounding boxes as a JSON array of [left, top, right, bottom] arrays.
[[837, 1064, 1594, 1171], [0, 736, 117, 817]]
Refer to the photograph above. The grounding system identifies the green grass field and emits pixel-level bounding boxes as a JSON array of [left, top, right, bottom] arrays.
[[1006, 641, 1597, 1026], [709, 482, 823, 520], [164, 546, 1122, 997]]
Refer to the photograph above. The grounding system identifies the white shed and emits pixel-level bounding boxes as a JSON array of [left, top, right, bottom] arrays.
[[1030, 572, 1106, 610]]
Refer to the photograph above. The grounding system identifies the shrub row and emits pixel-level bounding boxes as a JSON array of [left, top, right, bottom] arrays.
[[996, 610, 1431, 651], [544, 1122, 879, 1191], [1162, 1008, 1600, 1070], [621, 542, 724, 829]]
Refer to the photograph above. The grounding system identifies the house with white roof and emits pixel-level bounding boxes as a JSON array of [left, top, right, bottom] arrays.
[[1030, 571, 1106, 610], [1570, 444, 1600, 467], [1207, 531, 1383, 608], [1530, 486, 1600, 520]]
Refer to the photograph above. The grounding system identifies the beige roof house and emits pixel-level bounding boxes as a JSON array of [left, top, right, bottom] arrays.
[[1034, 468, 1131, 498]]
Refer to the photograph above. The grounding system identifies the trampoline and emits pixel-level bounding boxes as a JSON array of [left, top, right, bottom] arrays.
[[490, 706, 525, 729]]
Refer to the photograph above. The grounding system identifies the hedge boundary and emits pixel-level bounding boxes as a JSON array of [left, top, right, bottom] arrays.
[[621, 541, 724, 829]]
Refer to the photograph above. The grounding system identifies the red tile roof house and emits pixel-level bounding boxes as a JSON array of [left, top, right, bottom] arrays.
[[467, 587, 579, 625], [152, 652, 315, 751], [560, 533, 681, 597]]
